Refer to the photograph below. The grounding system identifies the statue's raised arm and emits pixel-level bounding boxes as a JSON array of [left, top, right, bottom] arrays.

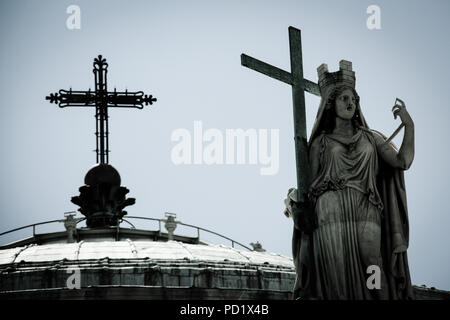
[[374, 98, 415, 170]]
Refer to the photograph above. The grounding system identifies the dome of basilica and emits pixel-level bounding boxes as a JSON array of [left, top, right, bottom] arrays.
[[0, 215, 296, 300]]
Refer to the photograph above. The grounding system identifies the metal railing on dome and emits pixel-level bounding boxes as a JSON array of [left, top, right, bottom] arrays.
[[0, 214, 252, 251]]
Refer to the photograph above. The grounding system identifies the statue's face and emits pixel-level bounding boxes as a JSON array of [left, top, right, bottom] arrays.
[[335, 89, 356, 120]]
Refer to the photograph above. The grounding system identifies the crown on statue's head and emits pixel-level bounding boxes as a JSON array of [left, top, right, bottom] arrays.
[[317, 60, 356, 95]]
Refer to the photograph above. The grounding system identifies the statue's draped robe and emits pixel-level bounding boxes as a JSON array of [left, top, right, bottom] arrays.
[[291, 128, 414, 300]]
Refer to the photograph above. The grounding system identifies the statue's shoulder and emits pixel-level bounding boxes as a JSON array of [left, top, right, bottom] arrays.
[[368, 128, 387, 140], [362, 128, 400, 152], [359, 127, 386, 144], [310, 132, 326, 145], [309, 133, 326, 151]]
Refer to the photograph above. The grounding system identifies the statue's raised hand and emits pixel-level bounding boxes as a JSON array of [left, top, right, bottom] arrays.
[[392, 98, 413, 127]]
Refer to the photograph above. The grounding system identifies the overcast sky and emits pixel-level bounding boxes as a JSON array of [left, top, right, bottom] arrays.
[[1, 0, 449, 290]]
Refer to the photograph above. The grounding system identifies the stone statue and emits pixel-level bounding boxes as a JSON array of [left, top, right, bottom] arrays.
[[284, 60, 415, 300]]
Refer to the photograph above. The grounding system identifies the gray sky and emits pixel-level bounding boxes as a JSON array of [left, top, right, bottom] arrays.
[[1, 0, 449, 290]]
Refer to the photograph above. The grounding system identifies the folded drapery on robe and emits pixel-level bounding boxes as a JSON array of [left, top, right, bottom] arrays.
[[286, 130, 414, 300]]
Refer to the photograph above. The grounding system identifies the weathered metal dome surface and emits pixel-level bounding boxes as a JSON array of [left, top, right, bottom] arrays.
[[0, 230, 296, 300], [0, 240, 294, 268]]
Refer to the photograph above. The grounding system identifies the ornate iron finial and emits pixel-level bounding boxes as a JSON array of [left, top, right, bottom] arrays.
[[45, 55, 157, 164], [143, 94, 157, 105], [45, 55, 155, 227]]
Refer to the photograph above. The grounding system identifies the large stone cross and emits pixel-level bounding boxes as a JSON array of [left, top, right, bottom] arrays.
[[241, 26, 320, 202]]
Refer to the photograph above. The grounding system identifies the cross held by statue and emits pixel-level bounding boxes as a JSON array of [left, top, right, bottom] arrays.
[[46, 55, 157, 164], [241, 27, 320, 203]]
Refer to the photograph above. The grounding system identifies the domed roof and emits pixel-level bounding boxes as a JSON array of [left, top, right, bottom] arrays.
[[0, 240, 294, 269], [0, 214, 296, 299], [0, 238, 296, 299]]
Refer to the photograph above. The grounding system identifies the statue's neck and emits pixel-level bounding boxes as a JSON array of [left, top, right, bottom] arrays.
[[333, 117, 355, 137]]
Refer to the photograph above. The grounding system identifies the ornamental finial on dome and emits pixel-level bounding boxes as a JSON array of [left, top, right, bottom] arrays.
[[71, 164, 135, 228]]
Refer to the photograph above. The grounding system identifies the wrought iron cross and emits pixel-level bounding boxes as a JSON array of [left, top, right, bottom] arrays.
[[241, 27, 320, 203], [46, 55, 157, 164]]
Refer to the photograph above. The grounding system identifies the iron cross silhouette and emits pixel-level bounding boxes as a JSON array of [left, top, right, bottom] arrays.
[[46, 55, 157, 164], [241, 27, 320, 203]]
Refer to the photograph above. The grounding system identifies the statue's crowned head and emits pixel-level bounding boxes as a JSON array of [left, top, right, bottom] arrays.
[[309, 60, 369, 144]]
